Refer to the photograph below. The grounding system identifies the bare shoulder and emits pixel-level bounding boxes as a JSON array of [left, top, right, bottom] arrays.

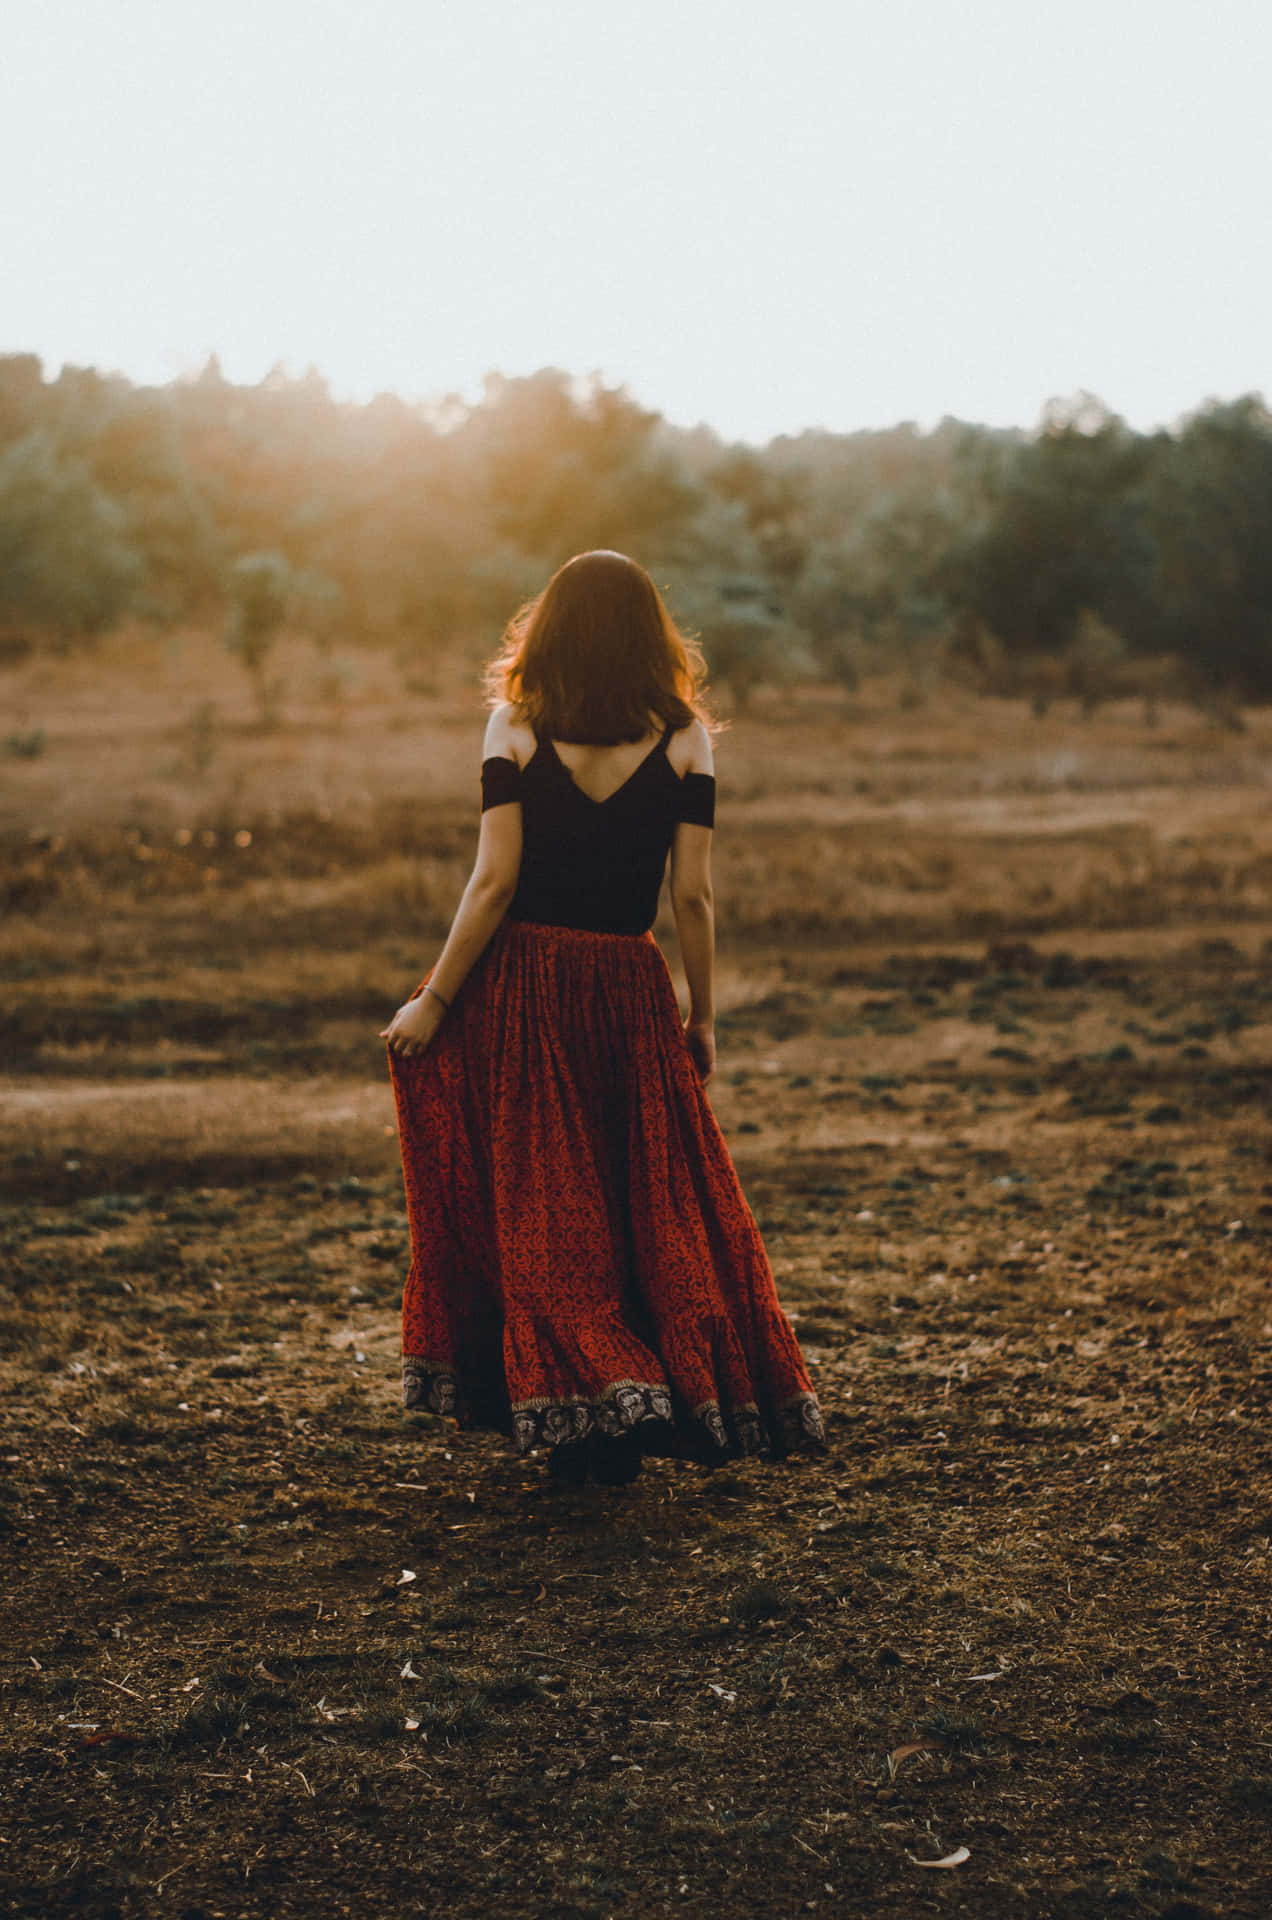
[[667, 717, 714, 778], [483, 702, 536, 767]]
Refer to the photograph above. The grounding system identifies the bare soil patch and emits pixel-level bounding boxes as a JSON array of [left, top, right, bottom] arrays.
[[2, 648, 1271, 1917]]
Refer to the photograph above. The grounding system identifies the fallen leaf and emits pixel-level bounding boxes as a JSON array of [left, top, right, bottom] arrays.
[[401, 1659, 421, 1680], [908, 1846, 970, 1869], [887, 1737, 945, 1779], [397, 1569, 418, 1586]]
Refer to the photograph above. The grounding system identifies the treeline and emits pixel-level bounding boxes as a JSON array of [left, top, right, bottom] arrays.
[[1, 353, 1271, 705]]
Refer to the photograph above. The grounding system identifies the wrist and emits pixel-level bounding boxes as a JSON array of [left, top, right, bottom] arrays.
[[687, 1010, 714, 1029]]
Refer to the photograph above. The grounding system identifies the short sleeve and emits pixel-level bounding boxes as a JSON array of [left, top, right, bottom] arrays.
[[481, 756, 522, 811], [677, 771, 716, 828]]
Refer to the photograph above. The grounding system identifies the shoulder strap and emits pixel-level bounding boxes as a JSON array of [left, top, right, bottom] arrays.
[[657, 721, 674, 753]]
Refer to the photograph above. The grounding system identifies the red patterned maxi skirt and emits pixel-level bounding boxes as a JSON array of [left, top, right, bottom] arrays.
[[389, 919, 825, 1461]]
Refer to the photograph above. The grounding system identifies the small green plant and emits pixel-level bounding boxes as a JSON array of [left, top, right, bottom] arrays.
[[919, 1709, 986, 1753], [729, 1579, 787, 1625], [224, 551, 290, 726], [4, 727, 45, 758], [165, 1692, 245, 1749]]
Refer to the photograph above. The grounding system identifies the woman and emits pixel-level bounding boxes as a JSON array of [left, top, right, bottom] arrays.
[[382, 550, 824, 1484]]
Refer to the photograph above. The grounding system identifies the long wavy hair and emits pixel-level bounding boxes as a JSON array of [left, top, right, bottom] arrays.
[[484, 550, 711, 744]]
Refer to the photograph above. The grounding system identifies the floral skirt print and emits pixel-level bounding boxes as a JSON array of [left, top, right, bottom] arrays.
[[389, 920, 825, 1461]]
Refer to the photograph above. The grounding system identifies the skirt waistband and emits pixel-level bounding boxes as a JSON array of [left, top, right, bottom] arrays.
[[501, 918, 659, 953]]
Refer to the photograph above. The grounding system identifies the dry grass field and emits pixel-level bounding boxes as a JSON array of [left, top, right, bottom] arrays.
[[2, 630, 1271, 1920]]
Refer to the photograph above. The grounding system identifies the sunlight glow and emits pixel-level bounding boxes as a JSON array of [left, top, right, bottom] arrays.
[[2, 0, 1268, 440]]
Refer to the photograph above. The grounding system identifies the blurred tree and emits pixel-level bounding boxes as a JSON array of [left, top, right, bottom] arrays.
[[63, 383, 216, 620], [852, 489, 959, 643], [224, 550, 291, 723], [673, 568, 808, 709], [787, 545, 869, 687], [467, 369, 702, 574], [943, 398, 1155, 657], [1068, 607, 1128, 715], [657, 493, 787, 705], [289, 567, 345, 644], [327, 395, 488, 645], [1144, 396, 1272, 702], [696, 596, 789, 709], [709, 448, 810, 584], [0, 351, 1268, 709], [0, 431, 140, 638], [0, 355, 45, 446]]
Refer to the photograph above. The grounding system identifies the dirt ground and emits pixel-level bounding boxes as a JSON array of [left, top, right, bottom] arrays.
[[2, 634, 1271, 1918]]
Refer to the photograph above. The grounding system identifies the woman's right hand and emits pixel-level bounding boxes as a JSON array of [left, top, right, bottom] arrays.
[[685, 1018, 715, 1082], [381, 990, 446, 1060]]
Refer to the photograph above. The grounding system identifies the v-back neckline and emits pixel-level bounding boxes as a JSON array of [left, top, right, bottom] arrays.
[[543, 730, 670, 807]]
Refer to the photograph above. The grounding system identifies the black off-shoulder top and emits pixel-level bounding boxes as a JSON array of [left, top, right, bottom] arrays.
[[480, 726, 715, 937]]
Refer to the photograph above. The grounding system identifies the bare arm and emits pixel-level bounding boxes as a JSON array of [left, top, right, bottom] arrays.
[[668, 718, 717, 1080], [670, 820, 715, 1080], [381, 711, 525, 1059]]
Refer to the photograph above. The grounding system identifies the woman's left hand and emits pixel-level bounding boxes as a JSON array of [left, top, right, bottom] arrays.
[[381, 991, 446, 1059], [685, 1017, 715, 1083]]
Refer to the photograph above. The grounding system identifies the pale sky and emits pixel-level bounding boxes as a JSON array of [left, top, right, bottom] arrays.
[[3, 0, 1268, 443]]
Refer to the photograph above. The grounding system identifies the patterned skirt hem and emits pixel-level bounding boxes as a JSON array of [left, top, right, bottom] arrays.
[[402, 1361, 826, 1461]]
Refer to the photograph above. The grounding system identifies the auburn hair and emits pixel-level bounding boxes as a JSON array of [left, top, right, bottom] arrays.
[[484, 550, 711, 744]]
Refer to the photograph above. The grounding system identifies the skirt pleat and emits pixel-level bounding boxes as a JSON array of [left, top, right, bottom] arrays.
[[389, 919, 825, 1460]]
